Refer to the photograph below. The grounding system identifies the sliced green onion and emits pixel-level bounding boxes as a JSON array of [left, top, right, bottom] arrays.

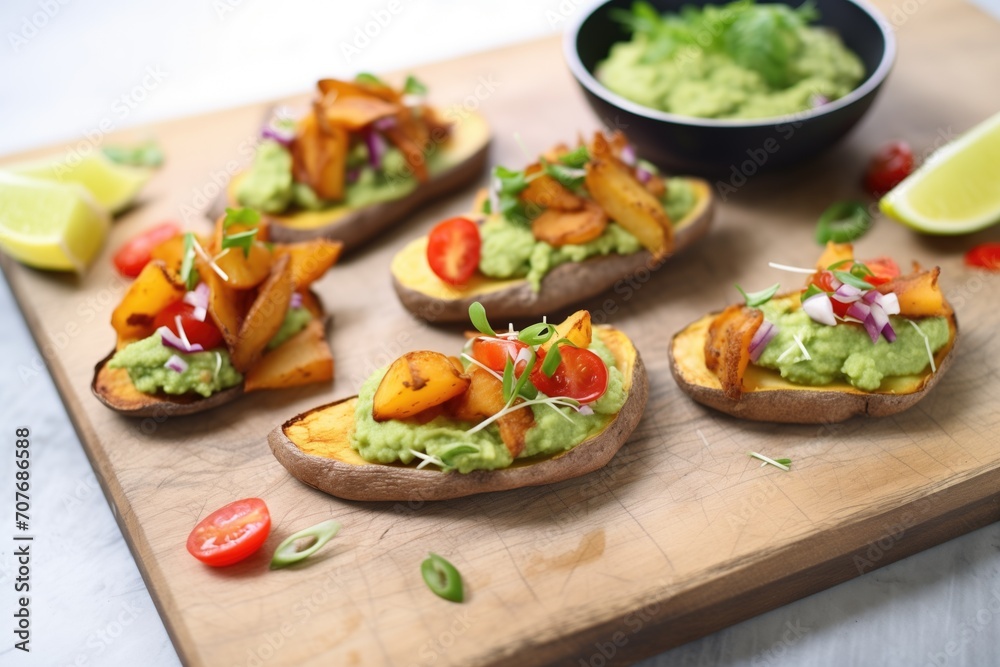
[[468, 302, 497, 337], [502, 357, 515, 403], [508, 349, 536, 404], [221, 228, 258, 257], [518, 322, 554, 346], [748, 451, 791, 472], [224, 207, 260, 229], [541, 345, 562, 378], [832, 270, 874, 290], [180, 233, 197, 290], [736, 282, 781, 308], [815, 201, 871, 244], [801, 283, 825, 302], [269, 519, 341, 570], [421, 553, 464, 602], [438, 443, 479, 467]]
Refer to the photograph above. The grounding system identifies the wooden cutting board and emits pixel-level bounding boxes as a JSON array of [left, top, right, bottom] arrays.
[[3, 1, 1000, 664]]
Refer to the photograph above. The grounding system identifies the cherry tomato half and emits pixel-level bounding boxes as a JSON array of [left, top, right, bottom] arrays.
[[186, 498, 271, 567], [154, 300, 224, 350], [113, 222, 181, 278], [864, 141, 914, 198], [471, 337, 529, 373], [531, 345, 609, 404], [810, 271, 850, 318], [965, 243, 1000, 271], [862, 256, 901, 285], [427, 217, 481, 286]]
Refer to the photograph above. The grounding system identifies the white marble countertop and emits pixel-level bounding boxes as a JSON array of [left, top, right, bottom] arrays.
[[1, 1, 999, 665]]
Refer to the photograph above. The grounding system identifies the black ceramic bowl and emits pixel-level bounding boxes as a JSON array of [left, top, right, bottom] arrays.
[[565, 0, 896, 176]]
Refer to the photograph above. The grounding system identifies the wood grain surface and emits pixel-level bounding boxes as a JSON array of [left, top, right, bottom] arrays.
[[2, 1, 999, 665]]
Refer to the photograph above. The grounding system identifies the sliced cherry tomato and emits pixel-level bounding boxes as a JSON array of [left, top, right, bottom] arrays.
[[113, 222, 181, 278], [531, 345, 609, 403], [471, 337, 529, 373], [862, 256, 901, 285], [965, 243, 1000, 271], [864, 141, 914, 198], [154, 300, 224, 350], [186, 498, 271, 567], [427, 217, 481, 285], [810, 271, 850, 317]]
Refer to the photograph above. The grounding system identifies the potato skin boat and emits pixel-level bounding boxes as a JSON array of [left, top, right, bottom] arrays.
[[391, 178, 715, 323], [669, 308, 959, 424], [212, 111, 492, 250], [268, 326, 647, 501]]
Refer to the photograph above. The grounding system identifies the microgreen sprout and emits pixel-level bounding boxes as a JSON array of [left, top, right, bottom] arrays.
[[736, 282, 781, 308], [748, 451, 791, 471]]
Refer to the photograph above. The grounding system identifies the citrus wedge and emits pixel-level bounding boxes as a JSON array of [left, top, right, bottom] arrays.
[[880, 111, 1000, 234], [0, 173, 110, 273], [6, 152, 152, 214]]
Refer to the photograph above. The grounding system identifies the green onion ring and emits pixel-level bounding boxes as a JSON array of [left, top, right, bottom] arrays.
[[421, 553, 464, 602], [269, 519, 341, 570]]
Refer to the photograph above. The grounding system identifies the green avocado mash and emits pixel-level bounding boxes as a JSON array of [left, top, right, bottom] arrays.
[[350, 338, 628, 473], [754, 299, 949, 391], [479, 177, 695, 292], [237, 138, 439, 214], [108, 333, 242, 397], [597, 1, 865, 120], [266, 307, 312, 350]]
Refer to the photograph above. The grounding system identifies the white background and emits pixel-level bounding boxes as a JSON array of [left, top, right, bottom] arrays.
[[2, 0, 1000, 665]]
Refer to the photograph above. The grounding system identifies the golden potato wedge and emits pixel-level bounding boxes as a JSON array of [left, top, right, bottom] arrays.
[[446, 366, 535, 458], [322, 96, 398, 130], [704, 305, 764, 401], [213, 242, 273, 290], [198, 262, 246, 352], [292, 109, 349, 201], [816, 241, 854, 270], [111, 261, 186, 343], [521, 171, 584, 211], [148, 234, 186, 273], [542, 310, 592, 351], [878, 267, 950, 317], [585, 157, 673, 259], [243, 318, 333, 392], [273, 239, 344, 291], [317, 77, 399, 104], [231, 253, 294, 372], [531, 202, 608, 247], [373, 350, 471, 422]]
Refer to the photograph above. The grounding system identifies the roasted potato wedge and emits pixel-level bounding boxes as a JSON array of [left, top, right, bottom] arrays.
[[542, 310, 592, 351], [213, 242, 273, 290], [372, 350, 471, 422], [244, 319, 333, 392], [231, 253, 294, 373], [704, 305, 764, 401], [531, 202, 608, 247], [273, 239, 344, 291], [585, 157, 673, 259], [269, 326, 647, 501], [446, 367, 534, 458], [111, 261, 186, 343], [520, 170, 584, 211]]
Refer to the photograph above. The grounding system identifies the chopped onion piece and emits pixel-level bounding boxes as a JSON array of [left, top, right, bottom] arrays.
[[870, 302, 889, 335], [577, 404, 595, 416], [882, 322, 897, 343], [748, 321, 778, 363], [620, 144, 636, 167], [880, 291, 900, 315], [261, 124, 294, 147], [373, 116, 397, 132], [862, 289, 880, 304], [183, 283, 210, 323], [846, 300, 871, 322], [164, 354, 188, 374], [157, 326, 204, 354], [365, 130, 386, 170], [803, 293, 837, 326], [290, 292, 303, 309], [635, 166, 652, 183], [862, 314, 881, 343], [832, 283, 863, 303]]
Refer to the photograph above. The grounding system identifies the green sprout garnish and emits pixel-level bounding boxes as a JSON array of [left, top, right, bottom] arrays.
[[748, 451, 791, 471], [468, 302, 497, 337], [179, 233, 197, 290], [736, 282, 781, 308]]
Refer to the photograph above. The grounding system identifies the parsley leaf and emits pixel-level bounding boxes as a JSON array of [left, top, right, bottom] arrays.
[[557, 145, 590, 168], [541, 158, 586, 190]]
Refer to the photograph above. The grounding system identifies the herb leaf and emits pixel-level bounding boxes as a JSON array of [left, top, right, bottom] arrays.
[[180, 233, 198, 291], [103, 140, 164, 168], [221, 228, 258, 257], [832, 270, 874, 290], [736, 282, 781, 308], [491, 166, 530, 223], [801, 283, 824, 302], [468, 302, 497, 337], [518, 322, 555, 346], [403, 74, 428, 96], [224, 207, 260, 229], [541, 158, 586, 190], [558, 146, 590, 168], [355, 72, 387, 87]]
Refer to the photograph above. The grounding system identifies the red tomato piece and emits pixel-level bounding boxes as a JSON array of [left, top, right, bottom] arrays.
[[426, 217, 481, 285], [810, 270, 850, 317], [965, 243, 1000, 271], [154, 300, 224, 350], [530, 345, 609, 404], [864, 141, 914, 198], [186, 498, 271, 567], [861, 256, 901, 285], [471, 337, 529, 373], [113, 222, 181, 278]]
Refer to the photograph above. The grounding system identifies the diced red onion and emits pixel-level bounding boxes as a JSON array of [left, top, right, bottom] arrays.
[[261, 125, 294, 147], [290, 292, 303, 309], [832, 283, 863, 303], [635, 166, 652, 184], [879, 291, 900, 315], [862, 289, 881, 304], [882, 323, 897, 343], [748, 320, 779, 363], [577, 404, 595, 416], [373, 116, 397, 132], [870, 302, 890, 334], [620, 144, 636, 167], [862, 315, 881, 343], [846, 300, 871, 322], [164, 354, 188, 374], [183, 283, 209, 323], [514, 346, 533, 368], [157, 326, 203, 354], [364, 129, 386, 170], [803, 293, 837, 326]]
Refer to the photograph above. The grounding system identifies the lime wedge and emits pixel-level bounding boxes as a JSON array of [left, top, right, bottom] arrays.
[[880, 111, 1000, 234], [6, 152, 151, 214], [0, 173, 110, 272]]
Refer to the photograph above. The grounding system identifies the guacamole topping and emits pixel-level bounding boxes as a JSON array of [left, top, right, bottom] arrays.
[[597, 1, 865, 120], [350, 337, 628, 473], [108, 333, 242, 397], [754, 299, 949, 391], [266, 307, 312, 350], [479, 177, 695, 292]]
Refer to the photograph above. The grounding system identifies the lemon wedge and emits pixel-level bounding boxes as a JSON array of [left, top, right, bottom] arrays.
[[7, 152, 151, 214], [880, 111, 1000, 234], [0, 173, 110, 272]]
